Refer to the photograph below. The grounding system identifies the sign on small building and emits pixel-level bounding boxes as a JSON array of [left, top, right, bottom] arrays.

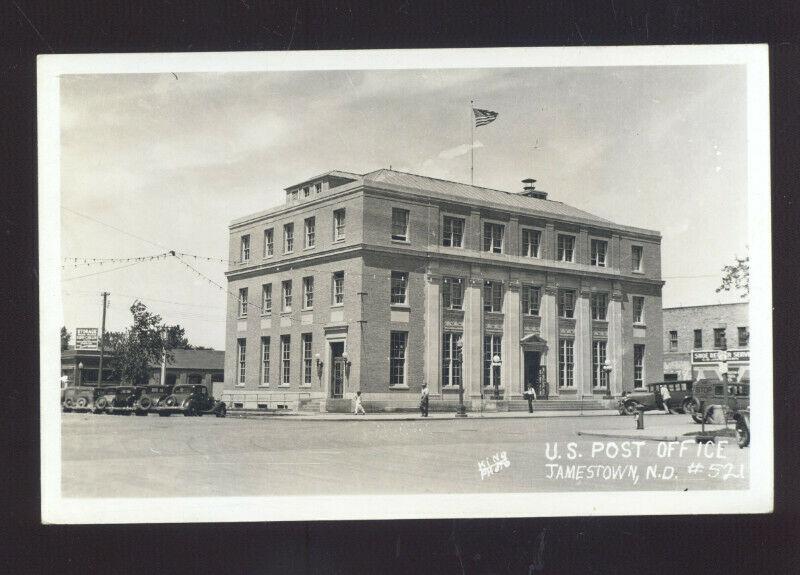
[[75, 327, 99, 350]]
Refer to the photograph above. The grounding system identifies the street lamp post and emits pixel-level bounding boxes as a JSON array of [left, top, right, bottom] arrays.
[[77, 361, 83, 388], [455, 337, 467, 417], [719, 342, 730, 430], [602, 359, 613, 399], [492, 354, 501, 400]]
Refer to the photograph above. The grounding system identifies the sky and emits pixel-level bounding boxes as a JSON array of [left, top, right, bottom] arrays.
[[60, 65, 749, 350]]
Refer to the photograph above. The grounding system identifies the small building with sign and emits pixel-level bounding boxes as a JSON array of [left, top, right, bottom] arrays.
[[223, 169, 664, 410], [662, 302, 749, 382], [60, 346, 225, 394]]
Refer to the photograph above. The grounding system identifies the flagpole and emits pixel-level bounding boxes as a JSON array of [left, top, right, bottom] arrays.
[[470, 100, 474, 185]]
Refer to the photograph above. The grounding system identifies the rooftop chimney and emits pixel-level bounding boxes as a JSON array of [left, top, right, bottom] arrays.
[[520, 178, 547, 200]]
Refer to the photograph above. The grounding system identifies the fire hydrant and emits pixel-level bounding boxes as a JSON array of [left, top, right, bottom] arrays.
[[635, 408, 645, 430]]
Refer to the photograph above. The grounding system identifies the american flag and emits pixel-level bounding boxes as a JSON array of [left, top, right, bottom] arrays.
[[473, 107, 499, 127]]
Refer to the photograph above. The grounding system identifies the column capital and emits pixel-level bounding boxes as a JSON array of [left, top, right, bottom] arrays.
[[507, 279, 521, 292], [611, 290, 624, 302], [426, 273, 442, 284], [543, 284, 559, 296]]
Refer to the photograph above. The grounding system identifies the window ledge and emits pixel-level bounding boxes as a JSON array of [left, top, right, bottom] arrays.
[[261, 313, 272, 317], [238, 316, 248, 320], [634, 323, 646, 328], [592, 319, 609, 323], [331, 303, 344, 308], [389, 385, 410, 390], [258, 384, 270, 388], [263, 255, 274, 259], [284, 251, 294, 255], [278, 384, 291, 388], [631, 270, 645, 275], [302, 307, 313, 312], [333, 238, 346, 244], [235, 384, 246, 388], [299, 384, 312, 389], [390, 303, 410, 310], [303, 246, 316, 251], [391, 238, 410, 244]]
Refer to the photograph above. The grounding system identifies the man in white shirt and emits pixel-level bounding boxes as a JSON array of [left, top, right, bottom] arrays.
[[420, 382, 429, 417]]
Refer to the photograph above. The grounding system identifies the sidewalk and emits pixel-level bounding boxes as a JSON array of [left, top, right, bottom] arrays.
[[231, 409, 619, 421]]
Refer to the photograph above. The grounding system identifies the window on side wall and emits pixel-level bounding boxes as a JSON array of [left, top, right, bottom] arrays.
[[333, 209, 346, 241], [632, 296, 645, 324], [558, 289, 575, 319], [283, 223, 294, 253], [557, 234, 575, 262], [238, 288, 248, 318], [694, 329, 703, 349], [483, 222, 504, 254], [332, 271, 344, 305], [631, 245, 643, 272], [738, 326, 749, 347], [633, 344, 645, 388], [282, 280, 292, 312], [669, 330, 678, 351], [240, 235, 250, 263], [522, 229, 541, 258], [389, 332, 407, 387], [390, 271, 408, 305], [590, 292, 608, 320], [264, 228, 274, 257], [304, 217, 316, 248], [483, 281, 503, 312], [391, 208, 410, 241], [261, 284, 272, 314], [521, 285, 541, 315]]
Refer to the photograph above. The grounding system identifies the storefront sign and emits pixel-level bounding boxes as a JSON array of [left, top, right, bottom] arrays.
[[75, 327, 99, 350], [691, 349, 749, 363]]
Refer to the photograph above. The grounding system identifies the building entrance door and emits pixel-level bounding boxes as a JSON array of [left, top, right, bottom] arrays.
[[524, 351, 543, 398], [330, 342, 345, 398]]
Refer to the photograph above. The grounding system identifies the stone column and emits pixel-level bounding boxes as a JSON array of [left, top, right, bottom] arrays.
[[544, 223, 556, 260], [578, 227, 590, 265], [468, 209, 482, 251], [608, 283, 624, 397], [506, 216, 519, 256], [424, 272, 442, 395], [541, 282, 559, 397], [463, 274, 484, 399], [503, 278, 522, 397], [576, 283, 593, 398]]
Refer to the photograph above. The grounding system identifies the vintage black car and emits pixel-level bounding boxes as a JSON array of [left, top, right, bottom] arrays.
[[617, 380, 697, 415], [108, 386, 144, 414], [157, 384, 226, 417], [62, 386, 97, 412], [134, 384, 173, 415], [690, 379, 750, 448], [92, 386, 119, 414]]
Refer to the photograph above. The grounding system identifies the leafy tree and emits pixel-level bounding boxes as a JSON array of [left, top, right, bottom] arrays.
[[108, 301, 174, 386], [60, 326, 71, 351], [716, 256, 749, 298], [165, 324, 192, 349]]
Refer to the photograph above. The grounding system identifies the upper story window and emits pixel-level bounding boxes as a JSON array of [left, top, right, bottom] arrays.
[[557, 234, 575, 262], [332, 271, 345, 305], [631, 245, 643, 272], [694, 329, 703, 349], [290, 190, 298, 201], [391, 208, 410, 242], [591, 239, 608, 267], [483, 281, 503, 313], [591, 292, 608, 320], [302, 186, 310, 198], [283, 223, 294, 253], [713, 328, 726, 349], [558, 289, 575, 319], [521, 285, 541, 316], [442, 216, 464, 248], [304, 217, 316, 248], [668, 330, 678, 351], [442, 277, 463, 310], [738, 326, 749, 347], [522, 229, 541, 258], [303, 276, 314, 309], [333, 209, 346, 241], [632, 296, 645, 324], [238, 288, 248, 318], [483, 223, 504, 254], [261, 284, 272, 314], [391, 271, 408, 305], [314, 182, 322, 194], [264, 229, 274, 257], [282, 280, 292, 312], [240, 235, 251, 263]]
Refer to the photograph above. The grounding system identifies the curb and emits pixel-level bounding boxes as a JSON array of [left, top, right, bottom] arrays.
[[230, 410, 620, 421], [576, 426, 730, 443]]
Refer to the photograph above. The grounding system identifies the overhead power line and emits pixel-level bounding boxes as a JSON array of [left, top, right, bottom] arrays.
[[61, 205, 172, 250]]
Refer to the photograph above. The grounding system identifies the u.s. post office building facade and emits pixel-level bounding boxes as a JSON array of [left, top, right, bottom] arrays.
[[223, 169, 663, 410]]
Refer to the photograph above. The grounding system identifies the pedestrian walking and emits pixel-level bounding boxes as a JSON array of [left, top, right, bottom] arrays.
[[353, 391, 366, 415], [420, 382, 429, 417], [660, 384, 672, 414]]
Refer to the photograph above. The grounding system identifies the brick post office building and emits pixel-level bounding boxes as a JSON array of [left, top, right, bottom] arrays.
[[223, 169, 663, 410]]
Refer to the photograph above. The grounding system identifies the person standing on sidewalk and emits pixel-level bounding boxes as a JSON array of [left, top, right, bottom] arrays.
[[354, 391, 366, 415], [420, 382, 429, 417], [660, 385, 672, 414]]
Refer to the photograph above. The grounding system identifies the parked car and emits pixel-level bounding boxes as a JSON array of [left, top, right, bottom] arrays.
[[62, 386, 96, 412], [157, 384, 227, 417], [617, 380, 696, 415], [108, 386, 144, 415], [734, 408, 751, 449], [690, 379, 750, 424], [92, 386, 118, 414], [134, 384, 173, 415]]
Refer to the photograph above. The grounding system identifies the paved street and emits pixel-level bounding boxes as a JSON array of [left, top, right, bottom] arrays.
[[61, 412, 749, 498]]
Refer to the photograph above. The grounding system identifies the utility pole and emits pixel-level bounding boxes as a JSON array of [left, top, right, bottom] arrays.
[[98, 291, 109, 386], [160, 325, 167, 385]]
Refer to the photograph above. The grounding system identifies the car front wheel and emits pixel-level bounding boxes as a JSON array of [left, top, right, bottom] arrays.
[[623, 401, 639, 416], [216, 405, 227, 418]]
